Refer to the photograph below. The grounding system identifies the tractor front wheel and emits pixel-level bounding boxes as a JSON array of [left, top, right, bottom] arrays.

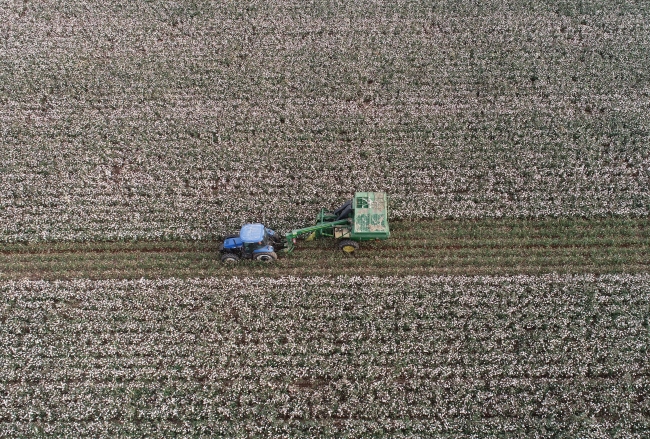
[[255, 252, 278, 262], [221, 253, 239, 263], [338, 239, 359, 254]]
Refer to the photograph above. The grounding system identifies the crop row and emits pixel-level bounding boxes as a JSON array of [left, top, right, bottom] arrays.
[[1, 274, 649, 436], [1, 1, 649, 242]]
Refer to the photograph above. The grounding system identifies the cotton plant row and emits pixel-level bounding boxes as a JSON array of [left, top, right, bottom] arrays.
[[1, 1, 649, 242], [2, 274, 649, 436], [1, 124, 647, 244]]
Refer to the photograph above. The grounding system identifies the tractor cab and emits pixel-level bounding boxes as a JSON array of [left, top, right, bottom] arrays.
[[220, 223, 281, 263]]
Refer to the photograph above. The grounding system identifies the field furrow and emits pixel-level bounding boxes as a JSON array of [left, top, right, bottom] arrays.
[[1, 218, 647, 280]]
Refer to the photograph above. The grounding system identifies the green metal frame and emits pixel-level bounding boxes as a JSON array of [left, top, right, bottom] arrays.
[[285, 219, 350, 253], [283, 192, 390, 253], [349, 192, 390, 241]]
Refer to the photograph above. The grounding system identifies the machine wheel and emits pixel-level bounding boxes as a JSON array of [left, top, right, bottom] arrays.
[[221, 253, 239, 263], [254, 252, 278, 262], [338, 239, 359, 254]]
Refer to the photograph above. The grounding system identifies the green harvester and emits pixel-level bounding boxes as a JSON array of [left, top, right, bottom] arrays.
[[285, 191, 390, 254]]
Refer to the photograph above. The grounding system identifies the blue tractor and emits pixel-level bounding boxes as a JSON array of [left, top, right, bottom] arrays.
[[219, 223, 285, 263]]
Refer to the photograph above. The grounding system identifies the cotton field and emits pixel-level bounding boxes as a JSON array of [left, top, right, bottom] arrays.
[[1, 274, 649, 436], [1, 1, 649, 241], [1, 1, 649, 436]]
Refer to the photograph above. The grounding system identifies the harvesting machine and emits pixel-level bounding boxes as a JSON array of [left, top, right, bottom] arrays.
[[219, 191, 390, 263]]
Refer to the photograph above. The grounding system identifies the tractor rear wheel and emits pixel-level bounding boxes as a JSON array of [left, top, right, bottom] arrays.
[[338, 239, 359, 254], [254, 252, 277, 262], [221, 253, 239, 263]]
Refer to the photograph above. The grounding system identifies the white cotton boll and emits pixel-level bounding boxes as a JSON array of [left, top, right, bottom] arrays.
[[1, 4, 649, 241], [4, 273, 649, 434]]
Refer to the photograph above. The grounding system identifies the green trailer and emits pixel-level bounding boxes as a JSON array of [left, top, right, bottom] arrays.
[[285, 192, 390, 253]]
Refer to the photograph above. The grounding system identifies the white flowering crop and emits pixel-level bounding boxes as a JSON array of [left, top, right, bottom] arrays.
[[0, 1, 649, 242], [1, 274, 648, 436]]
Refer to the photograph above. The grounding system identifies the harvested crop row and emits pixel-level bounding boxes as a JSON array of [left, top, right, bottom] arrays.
[[1, 217, 647, 280], [1, 274, 649, 437]]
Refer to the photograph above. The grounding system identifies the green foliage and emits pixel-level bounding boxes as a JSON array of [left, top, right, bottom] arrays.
[[0, 217, 647, 280]]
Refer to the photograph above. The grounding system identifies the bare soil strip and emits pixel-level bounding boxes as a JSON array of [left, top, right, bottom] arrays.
[[1, 218, 647, 280]]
